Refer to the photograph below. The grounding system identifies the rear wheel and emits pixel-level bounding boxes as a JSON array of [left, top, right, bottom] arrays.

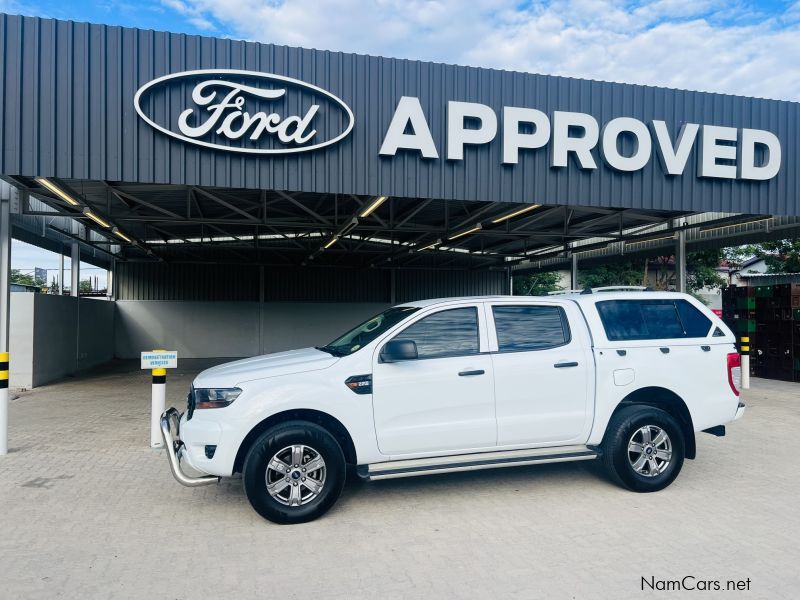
[[601, 406, 685, 493], [242, 421, 346, 524]]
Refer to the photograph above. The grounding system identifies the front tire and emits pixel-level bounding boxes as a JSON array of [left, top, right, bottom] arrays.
[[601, 405, 685, 493], [242, 420, 346, 524]]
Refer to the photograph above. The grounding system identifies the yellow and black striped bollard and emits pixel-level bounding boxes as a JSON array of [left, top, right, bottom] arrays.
[[0, 352, 8, 455], [151, 363, 167, 449], [740, 336, 750, 390]]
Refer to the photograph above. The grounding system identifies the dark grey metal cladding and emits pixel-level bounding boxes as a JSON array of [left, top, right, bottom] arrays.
[[1, 13, 798, 216], [115, 262, 507, 302]]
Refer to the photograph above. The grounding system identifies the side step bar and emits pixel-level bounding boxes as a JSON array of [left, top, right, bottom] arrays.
[[360, 445, 599, 481]]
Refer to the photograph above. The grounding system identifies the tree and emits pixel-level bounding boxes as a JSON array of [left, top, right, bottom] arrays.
[[50, 276, 60, 294], [686, 249, 725, 292], [756, 239, 800, 273], [10, 269, 37, 286], [79, 278, 93, 293], [578, 258, 646, 289], [578, 251, 725, 293], [722, 239, 800, 273], [513, 271, 562, 296]]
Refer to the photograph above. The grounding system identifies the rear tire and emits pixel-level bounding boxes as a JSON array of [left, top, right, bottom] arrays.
[[242, 420, 346, 524], [601, 405, 685, 493]]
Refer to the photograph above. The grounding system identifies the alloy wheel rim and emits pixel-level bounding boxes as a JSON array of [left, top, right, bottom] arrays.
[[265, 444, 326, 506], [627, 425, 672, 477]]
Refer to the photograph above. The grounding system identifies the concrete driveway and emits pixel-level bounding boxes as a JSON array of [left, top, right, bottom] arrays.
[[1, 361, 797, 599]]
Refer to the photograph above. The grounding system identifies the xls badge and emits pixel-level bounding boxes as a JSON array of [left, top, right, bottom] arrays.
[[134, 69, 354, 154]]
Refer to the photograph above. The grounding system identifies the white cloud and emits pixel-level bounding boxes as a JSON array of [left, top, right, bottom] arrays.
[[170, 0, 800, 100], [161, 0, 214, 30]]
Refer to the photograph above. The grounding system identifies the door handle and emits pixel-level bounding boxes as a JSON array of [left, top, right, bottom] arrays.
[[701, 345, 711, 352], [458, 369, 485, 376], [553, 361, 579, 368]]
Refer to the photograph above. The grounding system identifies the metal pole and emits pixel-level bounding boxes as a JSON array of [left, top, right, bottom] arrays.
[[70, 241, 80, 297], [740, 336, 751, 390], [59, 250, 64, 295], [676, 229, 687, 293], [0, 192, 10, 455], [571, 253, 578, 290], [151, 349, 167, 448]]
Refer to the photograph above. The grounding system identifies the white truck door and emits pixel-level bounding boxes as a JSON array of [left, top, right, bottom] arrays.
[[371, 304, 496, 456], [487, 301, 593, 446]]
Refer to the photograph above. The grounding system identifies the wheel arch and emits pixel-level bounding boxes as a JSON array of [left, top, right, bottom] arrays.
[[609, 387, 696, 460], [233, 409, 358, 474]]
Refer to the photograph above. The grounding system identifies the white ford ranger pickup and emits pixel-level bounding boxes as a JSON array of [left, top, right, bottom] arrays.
[[160, 290, 746, 524]]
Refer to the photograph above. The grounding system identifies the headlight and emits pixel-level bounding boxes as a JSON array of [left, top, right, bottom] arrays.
[[193, 388, 242, 409]]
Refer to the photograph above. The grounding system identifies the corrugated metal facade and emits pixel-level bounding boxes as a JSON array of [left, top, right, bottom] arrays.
[[116, 263, 260, 300], [2, 14, 799, 216], [116, 263, 507, 302]]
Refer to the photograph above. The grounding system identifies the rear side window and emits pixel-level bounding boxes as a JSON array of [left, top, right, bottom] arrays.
[[492, 305, 570, 352], [597, 299, 712, 341], [676, 300, 713, 337], [396, 307, 479, 359]]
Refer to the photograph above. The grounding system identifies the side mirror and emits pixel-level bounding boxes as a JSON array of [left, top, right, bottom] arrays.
[[380, 339, 418, 363]]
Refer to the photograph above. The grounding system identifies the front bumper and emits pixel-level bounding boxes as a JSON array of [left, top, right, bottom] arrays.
[[160, 407, 220, 487]]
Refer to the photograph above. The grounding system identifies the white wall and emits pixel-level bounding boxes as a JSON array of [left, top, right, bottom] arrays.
[[114, 301, 390, 359], [9, 293, 35, 388], [10, 297, 389, 386], [9, 294, 115, 388], [79, 298, 115, 370]]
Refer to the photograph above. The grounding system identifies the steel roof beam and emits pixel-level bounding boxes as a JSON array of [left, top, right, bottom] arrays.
[[192, 187, 261, 223]]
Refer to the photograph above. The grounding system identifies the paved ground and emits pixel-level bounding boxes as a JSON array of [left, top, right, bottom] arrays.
[[1, 361, 798, 599]]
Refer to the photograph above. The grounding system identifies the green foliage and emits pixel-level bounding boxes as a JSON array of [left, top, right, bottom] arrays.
[[10, 269, 44, 287], [513, 271, 562, 296], [723, 239, 800, 273], [686, 249, 725, 292], [758, 239, 800, 273], [577, 250, 724, 293], [578, 259, 645, 289], [79, 279, 93, 293]]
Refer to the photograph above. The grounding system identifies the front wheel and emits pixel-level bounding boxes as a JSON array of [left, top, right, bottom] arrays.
[[242, 421, 346, 524], [601, 406, 685, 493]]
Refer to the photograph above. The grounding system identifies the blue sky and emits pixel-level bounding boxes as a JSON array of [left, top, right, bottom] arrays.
[[3, 1, 799, 273], [2, 1, 798, 102]]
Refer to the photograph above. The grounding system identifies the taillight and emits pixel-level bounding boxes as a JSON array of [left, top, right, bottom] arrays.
[[727, 352, 741, 397]]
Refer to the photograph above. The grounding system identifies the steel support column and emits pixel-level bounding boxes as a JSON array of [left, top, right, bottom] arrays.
[[571, 253, 579, 290], [676, 229, 687, 293], [71, 242, 80, 297], [59, 250, 65, 296]]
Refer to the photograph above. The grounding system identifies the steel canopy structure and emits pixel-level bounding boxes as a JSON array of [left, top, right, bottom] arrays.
[[7, 176, 693, 270]]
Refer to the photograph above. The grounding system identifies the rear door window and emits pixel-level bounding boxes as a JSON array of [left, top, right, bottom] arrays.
[[597, 299, 711, 341], [492, 305, 570, 352]]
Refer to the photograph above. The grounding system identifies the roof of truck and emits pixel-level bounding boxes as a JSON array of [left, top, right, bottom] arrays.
[[399, 291, 695, 309]]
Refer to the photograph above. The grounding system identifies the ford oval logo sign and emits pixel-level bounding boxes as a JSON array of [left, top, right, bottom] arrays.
[[134, 69, 354, 155]]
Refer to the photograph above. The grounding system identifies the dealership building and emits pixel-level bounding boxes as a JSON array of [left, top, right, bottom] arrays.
[[1, 11, 800, 416]]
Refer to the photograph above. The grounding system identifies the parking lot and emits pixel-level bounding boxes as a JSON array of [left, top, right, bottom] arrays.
[[1, 361, 798, 599]]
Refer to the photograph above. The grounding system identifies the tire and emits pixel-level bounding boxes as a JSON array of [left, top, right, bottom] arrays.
[[601, 405, 685, 493], [242, 420, 346, 524]]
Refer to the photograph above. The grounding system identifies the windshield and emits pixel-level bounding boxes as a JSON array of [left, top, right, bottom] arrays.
[[317, 306, 420, 357]]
